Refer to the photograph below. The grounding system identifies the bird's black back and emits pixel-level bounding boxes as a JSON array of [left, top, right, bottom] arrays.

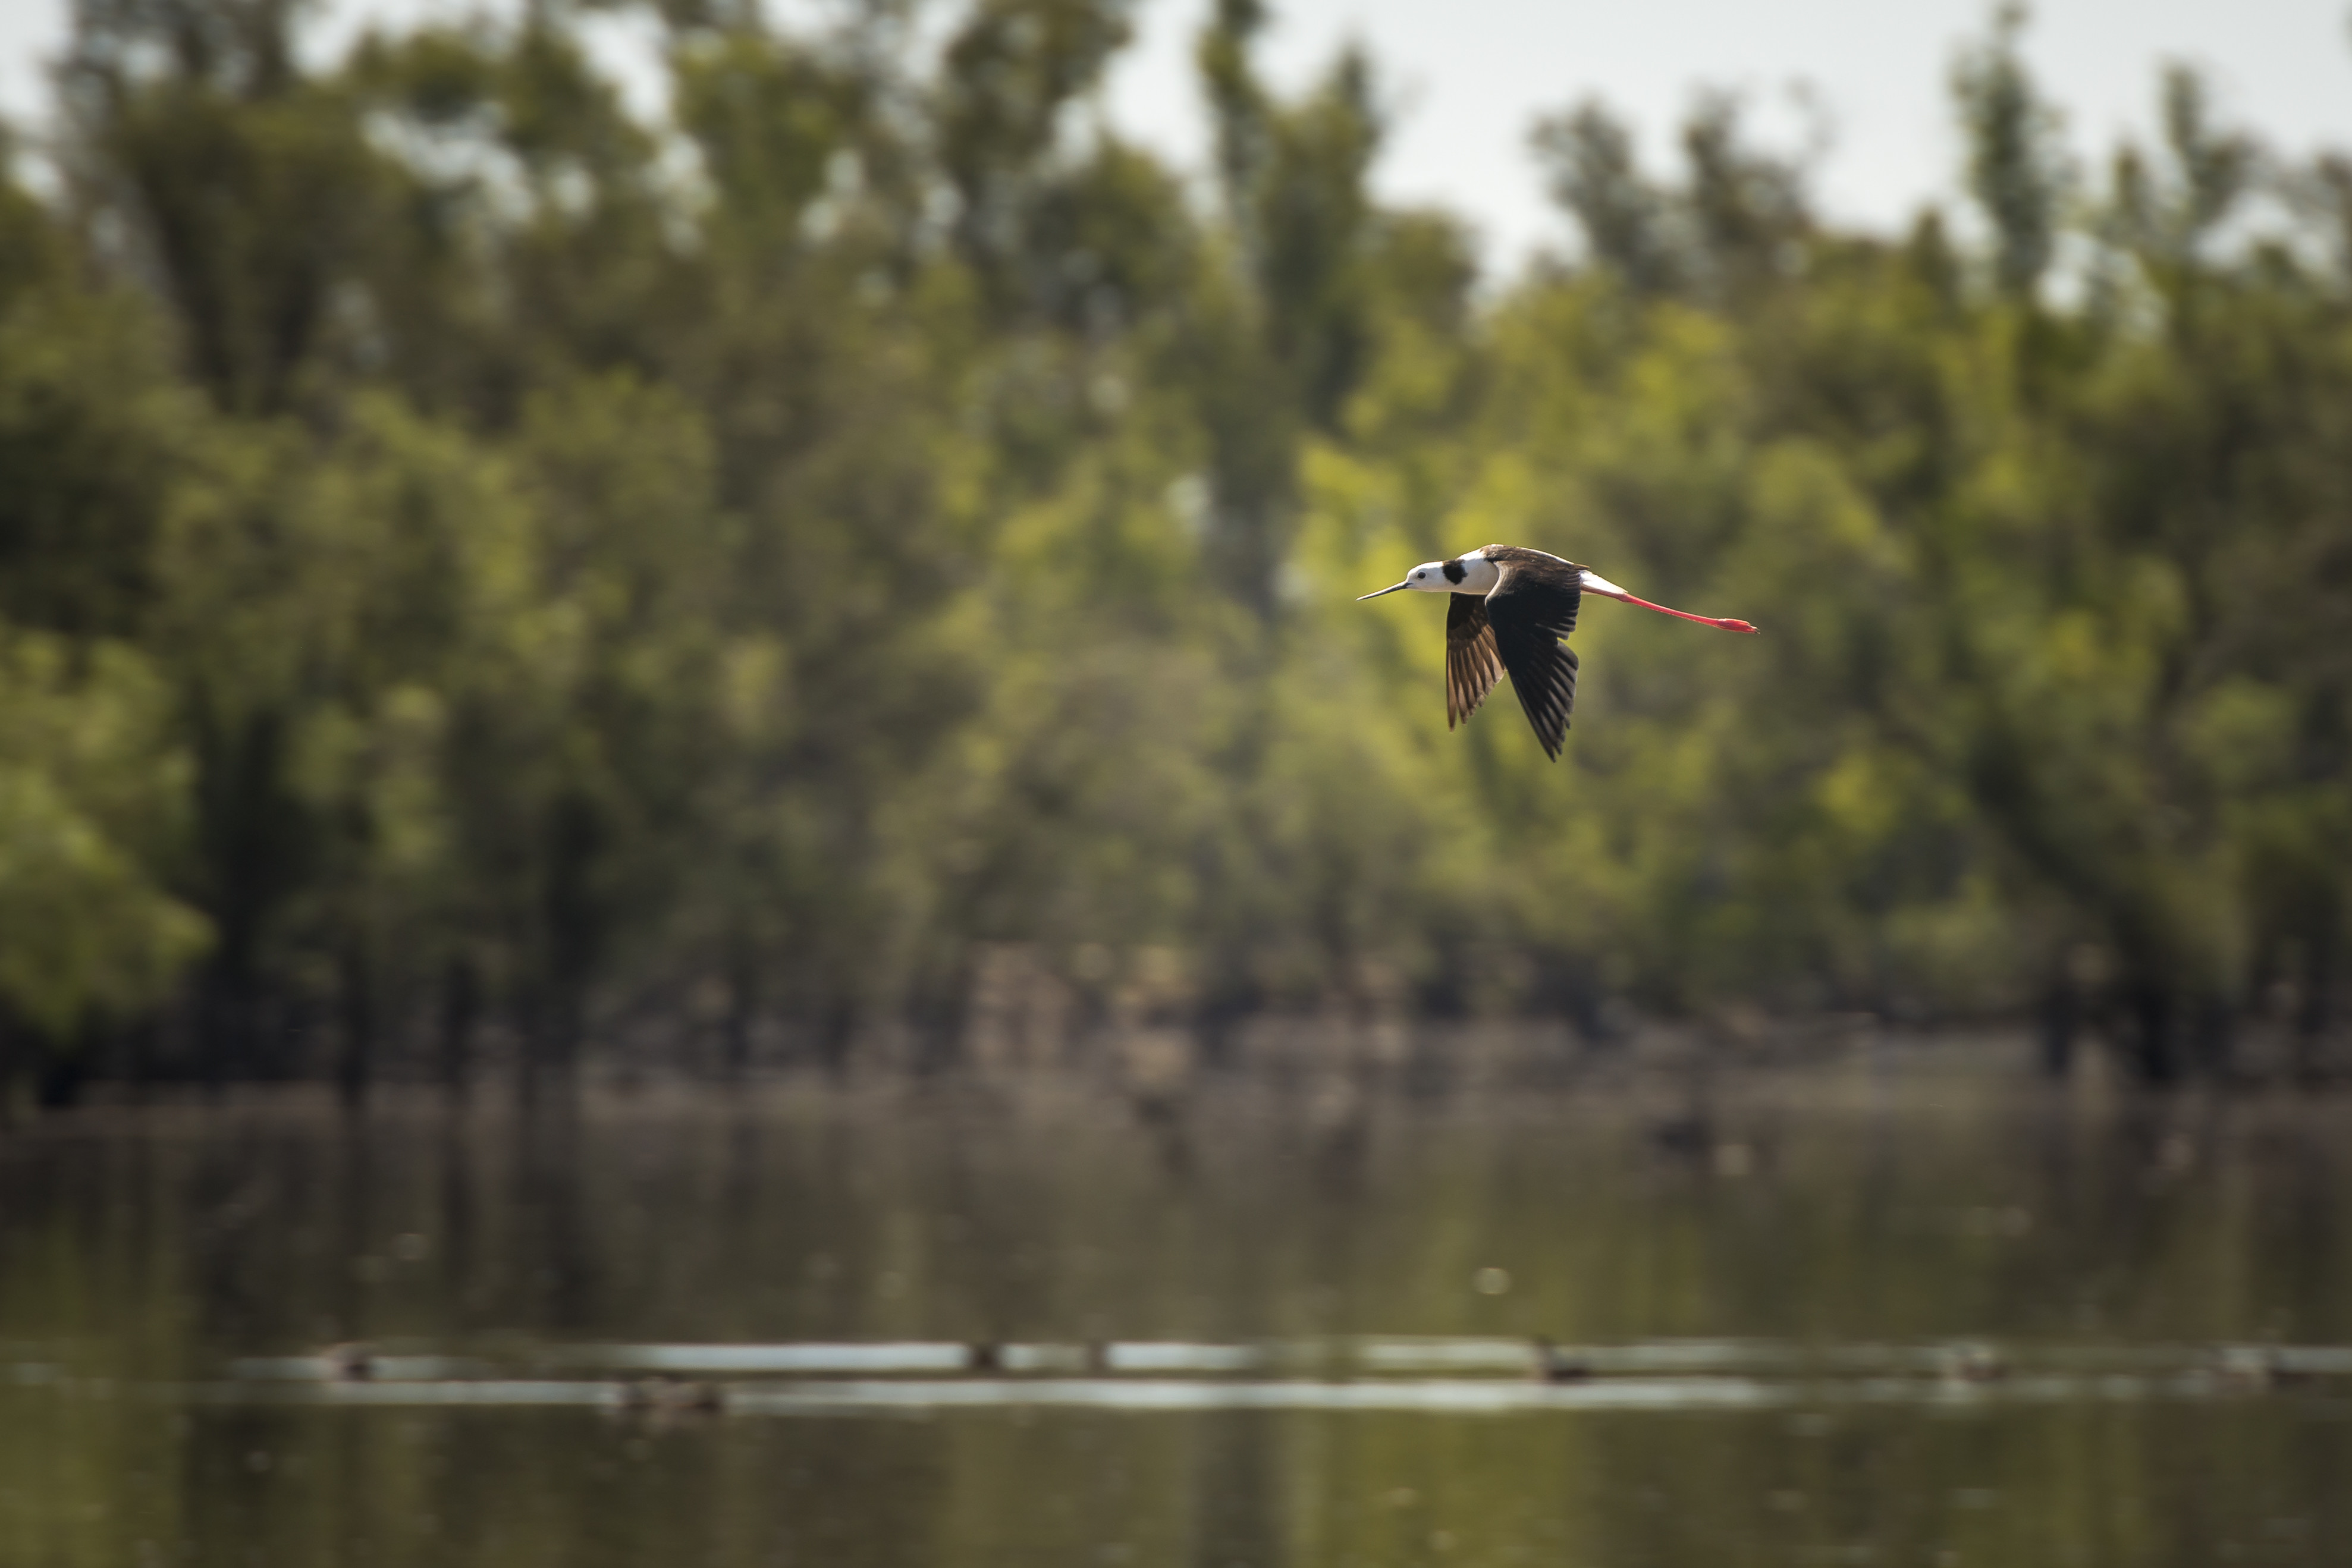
[[1478, 547, 1584, 759]]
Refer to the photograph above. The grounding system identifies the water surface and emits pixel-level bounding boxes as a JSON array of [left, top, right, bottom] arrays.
[[4, 1055, 2349, 1566]]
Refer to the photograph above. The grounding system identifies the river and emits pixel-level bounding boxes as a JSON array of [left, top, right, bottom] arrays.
[[2, 1046, 2347, 1566]]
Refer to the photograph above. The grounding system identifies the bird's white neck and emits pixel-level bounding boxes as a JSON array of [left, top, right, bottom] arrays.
[[1447, 553, 1500, 593]]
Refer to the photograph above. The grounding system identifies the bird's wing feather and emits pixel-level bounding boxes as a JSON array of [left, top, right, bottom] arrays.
[[1483, 561, 1583, 760], [1445, 593, 1505, 729]]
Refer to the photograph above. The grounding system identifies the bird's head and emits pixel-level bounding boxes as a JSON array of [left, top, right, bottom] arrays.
[[1357, 554, 1493, 599]]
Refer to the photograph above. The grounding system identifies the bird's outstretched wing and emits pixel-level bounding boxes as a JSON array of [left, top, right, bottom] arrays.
[[1446, 593, 1505, 729], [1483, 560, 1582, 760]]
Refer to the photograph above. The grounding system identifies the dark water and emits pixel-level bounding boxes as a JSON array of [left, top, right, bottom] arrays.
[[5, 1054, 2351, 1567]]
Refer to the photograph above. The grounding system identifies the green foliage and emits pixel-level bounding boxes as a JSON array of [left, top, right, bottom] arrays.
[[3, 0, 2348, 1088], [1951, 3, 2070, 300], [0, 632, 209, 1049]]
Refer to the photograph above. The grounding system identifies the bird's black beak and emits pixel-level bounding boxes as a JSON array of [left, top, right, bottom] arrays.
[[1356, 582, 1412, 600]]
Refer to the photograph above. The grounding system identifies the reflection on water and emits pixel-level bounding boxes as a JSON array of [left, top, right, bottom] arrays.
[[4, 1059, 2352, 1566]]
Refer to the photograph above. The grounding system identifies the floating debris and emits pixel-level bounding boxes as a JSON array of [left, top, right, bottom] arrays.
[[564, 1343, 972, 1375], [617, 1374, 727, 1416], [228, 1351, 498, 1383], [318, 1343, 375, 1383], [1939, 1343, 2008, 1385], [1529, 1338, 1593, 1384], [2212, 1346, 2318, 1392], [151, 1336, 2348, 1417]]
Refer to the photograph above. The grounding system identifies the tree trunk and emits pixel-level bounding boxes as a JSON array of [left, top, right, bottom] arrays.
[[2124, 981, 2177, 1086], [2297, 904, 2338, 1085], [2037, 970, 2078, 1080], [906, 954, 972, 1078], [519, 982, 583, 1110], [199, 962, 253, 1095], [337, 937, 375, 1111], [516, 984, 547, 1109], [2187, 992, 2235, 1081], [812, 994, 859, 1082], [721, 947, 759, 1080], [34, 1030, 85, 1109], [438, 956, 478, 1103], [120, 1015, 156, 1101]]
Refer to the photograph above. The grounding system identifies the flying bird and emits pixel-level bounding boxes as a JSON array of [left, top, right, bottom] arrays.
[[1358, 545, 1757, 759]]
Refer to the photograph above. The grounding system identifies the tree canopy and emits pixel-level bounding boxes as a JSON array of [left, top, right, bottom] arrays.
[[2, 0, 2348, 1098]]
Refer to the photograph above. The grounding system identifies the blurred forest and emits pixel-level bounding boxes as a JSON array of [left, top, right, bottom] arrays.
[[1, 0, 2348, 1104]]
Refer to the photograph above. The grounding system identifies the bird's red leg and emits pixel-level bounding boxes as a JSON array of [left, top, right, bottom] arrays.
[[1578, 570, 1757, 633], [1609, 592, 1758, 634]]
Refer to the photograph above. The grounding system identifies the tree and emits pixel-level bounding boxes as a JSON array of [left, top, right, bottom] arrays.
[[1951, 3, 2070, 301]]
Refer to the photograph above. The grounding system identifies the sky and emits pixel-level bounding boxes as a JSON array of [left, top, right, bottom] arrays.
[[3, 0, 2347, 268]]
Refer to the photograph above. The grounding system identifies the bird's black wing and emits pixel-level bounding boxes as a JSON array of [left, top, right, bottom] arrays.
[[1445, 593, 1505, 730], [1483, 561, 1583, 760]]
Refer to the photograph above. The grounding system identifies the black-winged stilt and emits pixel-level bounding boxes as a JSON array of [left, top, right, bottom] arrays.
[[1359, 545, 1758, 758]]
